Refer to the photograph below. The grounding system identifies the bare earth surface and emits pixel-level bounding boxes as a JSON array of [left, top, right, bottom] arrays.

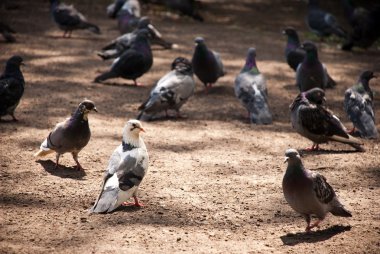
[[1, 0, 380, 253]]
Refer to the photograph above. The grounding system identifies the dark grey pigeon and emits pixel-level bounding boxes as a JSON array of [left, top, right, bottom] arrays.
[[0, 56, 25, 121], [94, 29, 153, 86], [90, 119, 149, 213], [283, 29, 336, 88], [0, 22, 16, 42], [192, 37, 224, 92], [283, 149, 352, 232], [137, 57, 195, 120], [290, 88, 364, 151], [97, 17, 173, 60], [34, 100, 97, 170], [296, 41, 336, 92], [234, 48, 272, 125], [306, 0, 347, 39], [341, 0, 380, 51], [165, 0, 203, 22], [344, 71, 378, 139], [50, 0, 100, 38]]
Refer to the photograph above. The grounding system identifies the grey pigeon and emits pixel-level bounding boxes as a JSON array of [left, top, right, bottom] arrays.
[[296, 41, 336, 92], [0, 56, 25, 121], [165, 0, 203, 22], [290, 88, 364, 151], [283, 148, 352, 232], [90, 119, 149, 213], [344, 71, 378, 139], [234, 48, 272, 125], [192, 37, 224, 92], [341, 0, 380, 51], [34, 100, 97, 170], [50, 0, 100, 38], [306, 0, 347, 39], [98, 17, 172, 60], [94, 29, 153, 85], [283, 29, 336, 88], [0, 22, 16, 43], [137, 57, 195, 120]]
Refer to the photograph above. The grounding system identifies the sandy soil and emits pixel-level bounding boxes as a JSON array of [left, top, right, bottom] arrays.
[[1, 0, 380, 253]]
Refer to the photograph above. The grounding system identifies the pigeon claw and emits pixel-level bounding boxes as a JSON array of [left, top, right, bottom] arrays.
[[305, 144, 320, 151], [122, 197, 144, 207]]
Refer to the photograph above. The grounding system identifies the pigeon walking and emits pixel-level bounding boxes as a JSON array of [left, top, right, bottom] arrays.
[[283, 148, 352, 232], [344, 71, 378, 139], [34, 100, 97, 170], [234, 48, 272, 124], [50, 0, 101, 37], [90, 119, 149, 213], [290, 88, 364, 151], [137, 57, 195, 120], [0, 56, 25, 121], [94, 29, 153, 85], [306, 0, 347, 39], [192, 37, 224, 92], [296, 41, 336, 92], [0, 22, 16, 43]]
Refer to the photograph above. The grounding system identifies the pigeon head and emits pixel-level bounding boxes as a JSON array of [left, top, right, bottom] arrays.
[[301, 41, 318, 61], [242, 48, 258, 73], [194, 37, 205, 45], [284, 148, 301, 163], [301, 41, 317, 52], [282, 27, 297, 37], [138, 17, 151, 29], [304, 88, 325, 105], [6, 55, 24, 67], [77, 100, 97, 120], [123, 119, 145, 147], [171, 57, 192, 73], [359, 71, 376, 82]]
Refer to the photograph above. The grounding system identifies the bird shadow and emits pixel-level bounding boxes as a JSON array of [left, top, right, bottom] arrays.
[[280, 225, 352, 246], [44, 35, 103, 41], [299, 148, 361, 156], [140, 114, 189, 122], [94, 81, 144, 88], [37, 159, 86, 179]]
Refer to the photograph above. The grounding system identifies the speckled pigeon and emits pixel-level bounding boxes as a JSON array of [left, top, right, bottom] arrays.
[[98, 17, 172, 60], [192, 37, 224, 92], [290, 88, 364, 151], [0, 22, 16, 43], [94, 29, 153, 85], [165, 0, 203, 22], [90, 119, 149, 213], [0, 56, 25, 121], [137, 57, 195, 120], [296, 41, 336, 92], [34, 100, 97, 170], [306, 0, 347, 39], [234, 48, 272, 125], [50, 0, 100, 37], [283, 148, 352, 232], [344, 71, 378, 139]]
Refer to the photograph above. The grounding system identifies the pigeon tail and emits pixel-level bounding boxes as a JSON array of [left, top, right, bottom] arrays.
[[102, 41, 117, 51], [81, 22, 101, 34], [326, 73, 336, 88], [136, 111, 144, 120], [250, 111, 273, 125], [329, 134, 364, 151], [94, 71, 118, 83], [89, 187, 119, 214], [330, 201, 352, 217], [97, 50, 119, 61]]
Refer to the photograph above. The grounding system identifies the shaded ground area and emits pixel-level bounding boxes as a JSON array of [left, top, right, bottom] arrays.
[[1, 0, 380, 253]]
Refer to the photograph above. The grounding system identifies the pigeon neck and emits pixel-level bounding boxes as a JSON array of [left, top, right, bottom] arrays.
[[286, 160, 305, 174], [356, 78, 371, 92], [122, 132, 141, 149], [304, 50, 318, 65], [71, 107, 89, 123], [243, 56, 259, 74], [286, 35, 300, 50], [4, 65, 24, 82]]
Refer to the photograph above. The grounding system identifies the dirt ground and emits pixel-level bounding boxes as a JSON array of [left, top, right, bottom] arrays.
[[1, 0, 380, 253]]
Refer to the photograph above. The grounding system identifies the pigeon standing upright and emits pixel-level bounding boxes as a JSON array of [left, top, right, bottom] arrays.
[[94, 29, 153, 85], [0, 22, 16, 42], [0, 56, 25, 121], [282, 27, 305, 72], [192, 37, 224, 92], [306, 0, 347, 39], [137, 57, 195, 120], [34, 100, 97, 170], [90, 119, 149, 213], [50, 0, 101, 37], [283, 148, 352, 232], [344, 71, 378, 139], [290, 87, 364, 151], [165, 0, 203, 22], [234, 48, 272, 124], [296, 41, 336, 92]]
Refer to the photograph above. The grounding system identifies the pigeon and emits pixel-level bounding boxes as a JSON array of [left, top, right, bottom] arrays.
[[290, 87, 364, 151], [344, 71, 378, 139], [137, 57, 195, 120], [341, 0, 380, 50], [165, 0, 203, 22], [296, 41, 336, 92], [0, 22, 16, 43], [0, 56, 25, 121], [34, 100, 97, 170], [90, 119, 149, 213], [282, 27, 305, 72], [192, 37, 224, 92], [234, 48, 272, 124], [283, 148, 352, 232], [50, 0, 101, 37], [98, 17, 172, 60], [306, 0, 347, 39], [94, 29, 153, 85]]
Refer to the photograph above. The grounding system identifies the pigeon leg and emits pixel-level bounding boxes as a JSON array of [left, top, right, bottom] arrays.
[[54, 154, 61, 169], [133, 79, 143, 86], [122, 196, 144, 207], [348, 127, 356, 134], [305, 143, 320, 151], [72, 152, 83, 171], [307, 219, 322, 231], [10, 113, 18, 121], [62, 31, 67, 38], [304, 214, 311, 232]]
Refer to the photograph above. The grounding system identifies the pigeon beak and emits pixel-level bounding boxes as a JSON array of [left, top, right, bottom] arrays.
[[284, 157, 289, 163], [139, 127, 145, 133], [93, 107, 98, 112]]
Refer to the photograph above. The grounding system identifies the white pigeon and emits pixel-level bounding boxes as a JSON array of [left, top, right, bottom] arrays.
[[90, 119, 149, 213]]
